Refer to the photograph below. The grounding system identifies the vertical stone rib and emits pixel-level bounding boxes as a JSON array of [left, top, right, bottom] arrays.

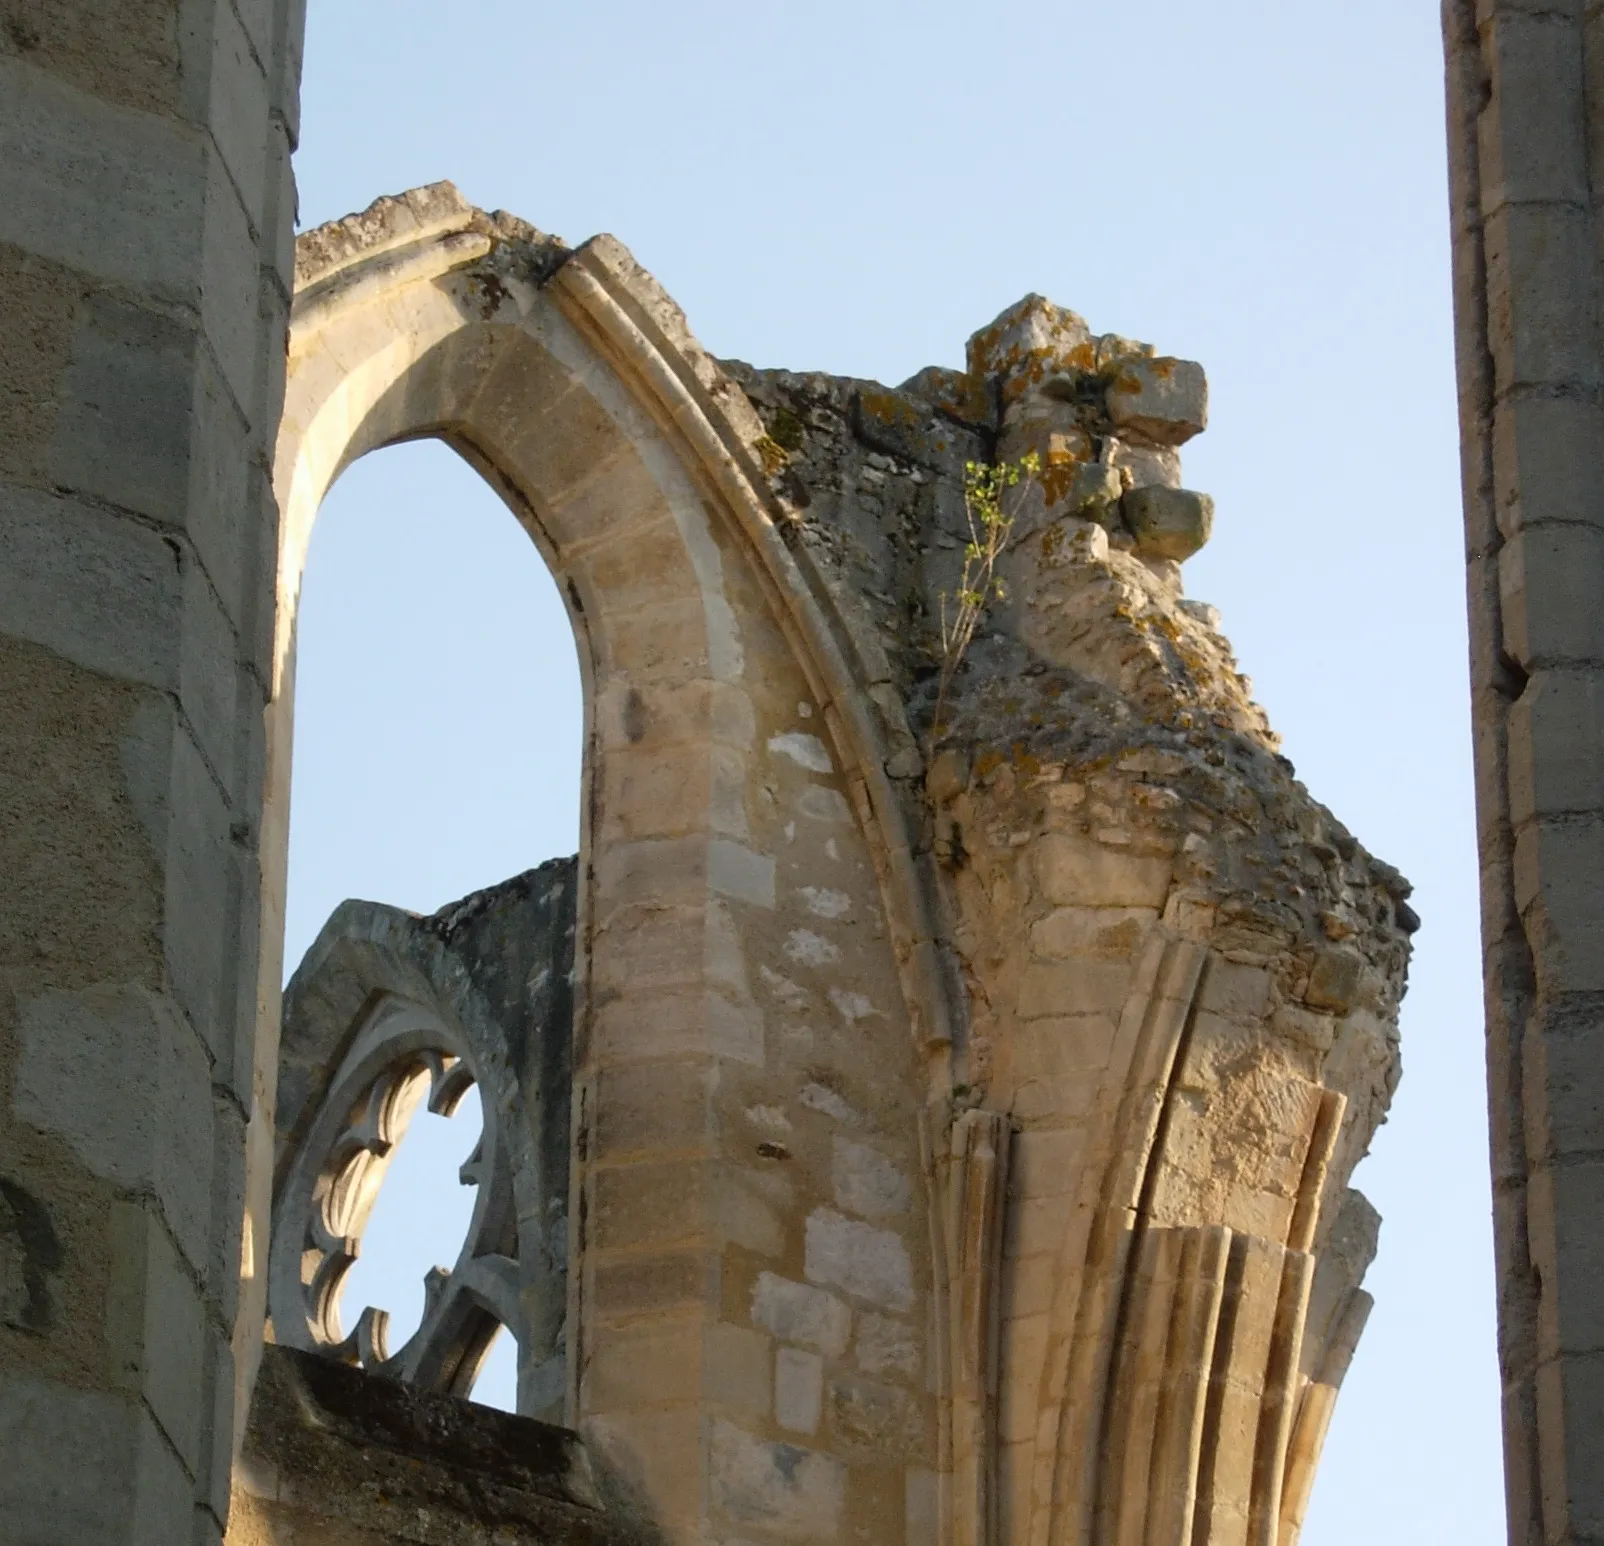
[[1037, 936, 1205, 1546], [1287, 1093, 1344, 1256], [946, 1108, 1013, 1546], [1276, 1288, 1372, 1546], [1145, 1227, 1230, 1546], [1246, 1250, 1313, 1546], [1099, 1227, 1181, 1546]]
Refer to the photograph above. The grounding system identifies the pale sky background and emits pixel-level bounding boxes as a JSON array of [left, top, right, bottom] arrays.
[[283, 3, 1500, 1536]]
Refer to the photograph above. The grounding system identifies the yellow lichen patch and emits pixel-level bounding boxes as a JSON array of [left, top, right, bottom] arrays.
[[859, 387, 923, 442], [755, 435, 791, 476]]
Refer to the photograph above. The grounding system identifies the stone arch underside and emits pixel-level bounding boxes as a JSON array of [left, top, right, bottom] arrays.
[[235, 184, 1409, 1546]]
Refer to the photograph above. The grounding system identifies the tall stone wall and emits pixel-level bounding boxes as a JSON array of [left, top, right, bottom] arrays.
[[1443, 6, 1604, 1544], [0, 3, 306, 1543], [239, 188, 1412, 1546]]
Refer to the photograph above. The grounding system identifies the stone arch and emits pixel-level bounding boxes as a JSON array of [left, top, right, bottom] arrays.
[[246, 185, 954, 1541]]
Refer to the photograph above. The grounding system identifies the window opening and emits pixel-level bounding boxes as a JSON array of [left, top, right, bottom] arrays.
[[280, 438, 582, 1417]]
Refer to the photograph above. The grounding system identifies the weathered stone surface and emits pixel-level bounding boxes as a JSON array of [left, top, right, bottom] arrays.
[[775, 1346, 824, 1434], [709, 1419, 845, 1541], [230, 1345, 647, 1545], [1106, 355, 1208, 445], [752, 1273, 852, 1358], [805, 1210, 914, 1311], [1123, 485, 1215, 561]]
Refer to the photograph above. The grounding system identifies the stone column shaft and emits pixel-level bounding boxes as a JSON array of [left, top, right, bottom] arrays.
[[1445, 4, 1604, 1542], [0, 3, 304, 1542]]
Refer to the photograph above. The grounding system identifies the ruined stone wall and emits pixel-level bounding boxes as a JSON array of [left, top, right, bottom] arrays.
[[0, 4, 306, 1544], [235, 187, 1412, 1546], [1443, 7, 1604, 1545]]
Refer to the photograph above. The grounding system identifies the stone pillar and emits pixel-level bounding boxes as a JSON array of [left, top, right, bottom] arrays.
[[1444, 5, 1604, 1543], [0, 4, 303, 1543]]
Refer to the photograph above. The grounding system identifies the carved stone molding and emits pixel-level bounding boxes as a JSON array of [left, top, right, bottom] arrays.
[[268, 862, 576, 1419]]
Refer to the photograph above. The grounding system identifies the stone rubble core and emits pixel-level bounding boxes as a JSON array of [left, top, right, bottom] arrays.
[[237, 181, 1413, 1546]]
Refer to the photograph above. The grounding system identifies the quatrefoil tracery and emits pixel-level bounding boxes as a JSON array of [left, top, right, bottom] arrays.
[[269, 997, 524, 1402]]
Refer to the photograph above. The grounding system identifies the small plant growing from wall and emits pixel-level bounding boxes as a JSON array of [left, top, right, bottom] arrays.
[[931, 451, 1041, 745]]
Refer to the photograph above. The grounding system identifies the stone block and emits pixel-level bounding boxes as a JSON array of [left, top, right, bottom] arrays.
[[1535, 1347, 1604, 1541], [0, 1372, 200, 1545], [804, 1209, 913, 1311], [591, 1248, 712, 1322], [1013, 1015, 1117, 1081], [542, 441, 672, 557], [162, 725, 243, 1076], [1484, 200, 1602, 395], [1016, 960, 1132, 1021], [50, 292, 213, 520], [905, 1467, 938, 1545], [594, 1060, 711, 1159], [599, 741, 710, 844], [707, 1322, 771, 1416], [505, 380, 636, 514], [710, 838, 777, 909], [15, 984, 214, 1274], [199, 0, 271, 230], [262, 120, 297, 303], [832, 1138, 911, 1220], [592, 1160, 708, 1252], [585, 515, 707, 618], [1030, 906, 1155, 961], [179, 560, 249, 795], [1105, 357, 1207, 445], [594, 904, 707, 997], [710, 1418, 845, 1541], [966, 294, 1092, 383], [1198, 959, 1273, 1021], [827, 1372, 926, 1458], [203, 1095, 248, 1322], [1122, 486, 1214, 562], [752, 1272, 852, 1357], [1513, 820, 1604, 997], [1500, 527, 1604, 667], [586, 1317, 700, 1411], [1523, 1016, 1604, 1167], [594, 987, 716, 1064], [588, 1405, 704, 1532], [1492, 394, 1604, 537], [0, 58, 208, 302], [1478, 10, 1590, 213], [856, 1313, 919, 1380], [1032, 829, 1172, 908], [713, 1164, 786, 1256], [1009, 1129, 1083, 1201], [1108, 438, 1182, 492], [196, 1323, 236, 1526], [1508, 669, 1604, 826], [0, 485, 182, 692], [1527, 1157, 1604, 1358], [595, 835, 712, 917], [199, 152, 264, 418], [1059, 460, 1124, 526], [105, 1203, 206, 1473], [776, 1347, 823, 1433]]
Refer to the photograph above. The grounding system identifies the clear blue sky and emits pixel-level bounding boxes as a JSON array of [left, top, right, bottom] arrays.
[[285, 3, 1499, 1534]]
